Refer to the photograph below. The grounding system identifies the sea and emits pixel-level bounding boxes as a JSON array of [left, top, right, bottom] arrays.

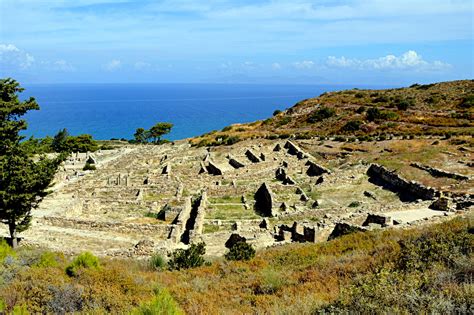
[[21, 83, 384, 141]]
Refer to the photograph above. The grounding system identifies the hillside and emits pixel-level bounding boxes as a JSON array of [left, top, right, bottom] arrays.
[[1, 216, 472, 313], [191, 80, 474, 146]]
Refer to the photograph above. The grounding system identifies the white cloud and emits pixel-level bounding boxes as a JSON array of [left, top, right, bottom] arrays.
[[134, 61, 151, 70], [293, 60, 315, 70], [271, 62, 282, 70], [326, 51, 451, 71], [52, 59, 75, 71], [103, 59, 121, 71], [0, 43, 35, 69]]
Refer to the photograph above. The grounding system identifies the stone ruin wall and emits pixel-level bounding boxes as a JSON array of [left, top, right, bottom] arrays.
[[41, 216, 172, 238], [367, 164, 439, 200]]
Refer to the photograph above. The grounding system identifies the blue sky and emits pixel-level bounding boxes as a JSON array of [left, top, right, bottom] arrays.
[[0, 0, 473, 85]]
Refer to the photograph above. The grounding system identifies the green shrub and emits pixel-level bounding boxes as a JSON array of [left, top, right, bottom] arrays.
[[34, 251, 60, 268], [308, 107, 335, 123], [65, 252, 100, 276], [256, 268, 289, 294], [398, 228, 472, 271], [82, 162, 96, 171], [132, 289, 183, 315], [342, 120, 362, 132], [348, 201, 361, 208], [273, 110, 282, 116], [366, 108, 399, 122], [221, 126, 232, 132], [355, 92, 364, 98], [168, 243, 206, 271], [149, 253, 166, 271], [372, 95, 389, 103], [356, 106, 366, 114], [225, 136, 240, 145], [275, 116, 291, 127], [395, 98, 413, 110], [262, 118, 273, 125], [225, 242, 256, 261], [366, 107, 382, 121], [459, 94, 474, 108], [0, 239, 16, 263]]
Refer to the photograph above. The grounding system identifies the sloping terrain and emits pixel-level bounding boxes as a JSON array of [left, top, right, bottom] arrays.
[[191, 80, 474, 146]]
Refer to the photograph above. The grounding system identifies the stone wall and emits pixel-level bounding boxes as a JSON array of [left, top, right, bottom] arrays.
[[41, 216, 172, 238], [410, 162, 470, 181], [168, 197, 192, 242], [367, 164, 439, 200], [284, 141, 308, 160]]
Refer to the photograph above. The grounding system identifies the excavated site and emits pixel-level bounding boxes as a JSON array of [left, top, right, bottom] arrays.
[[9, 137, 474, 258]]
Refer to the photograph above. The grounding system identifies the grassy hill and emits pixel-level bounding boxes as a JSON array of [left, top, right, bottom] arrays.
[[191, 80, 474, 146]]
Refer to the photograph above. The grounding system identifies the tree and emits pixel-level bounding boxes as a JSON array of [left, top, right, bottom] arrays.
[[52, 128, 69, 152], [0, 78, 62, 248], [64, 134, 98, 152], [134, 127, 147, 144], [148, 122, 173, 144]]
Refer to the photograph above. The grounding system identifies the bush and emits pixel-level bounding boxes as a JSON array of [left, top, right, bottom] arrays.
[[273, 110, 282, 116], [342, 120, 362, 132], [224, 136, 240, 145], [65, 252, 100, 276], [149, 253, 166, 271], [459, 95, 474, 108], [132, 289, 183, 315], [0, 239, 16, 263], [395, 98, 413, 110], [221, 126, 232, 132], [275, 116, 291, 127], [348, 201, 361, 208], [367, 108, 399, 122], [372, 96, 389, 103], [307, 107, 335, 123], [168, 243, 206, 271], [83, 162, 96, 171], [225, 242, 256, 261], [34, 251, 61, 268], [356, 106, 365, 114]]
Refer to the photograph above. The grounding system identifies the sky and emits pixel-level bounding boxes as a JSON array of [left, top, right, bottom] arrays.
[[0, 0, 473, 85]]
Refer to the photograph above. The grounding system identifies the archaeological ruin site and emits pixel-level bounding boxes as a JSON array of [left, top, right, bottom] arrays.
[[13, 135, 472, 258]]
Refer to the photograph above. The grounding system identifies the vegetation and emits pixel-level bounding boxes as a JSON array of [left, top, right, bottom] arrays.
[[149, 253, 166, 271], [167, 243, 206, 271], [190, 80, 474, 146], [307, 106, 335, 123], [22, 128, 99, 154], [134, 122, 173, 144], [225, 242, 256, 261], [65, 252, 100, 276], [0, 78, 63, 247]]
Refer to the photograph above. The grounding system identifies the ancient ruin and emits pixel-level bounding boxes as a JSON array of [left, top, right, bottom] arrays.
[[2, 136, 471, 258]]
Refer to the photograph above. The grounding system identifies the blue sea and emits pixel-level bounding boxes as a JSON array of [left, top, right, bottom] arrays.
[[22, 83, 379, 141]]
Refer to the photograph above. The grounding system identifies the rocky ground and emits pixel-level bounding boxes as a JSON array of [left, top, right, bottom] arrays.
[[3, 135, 471, 258]]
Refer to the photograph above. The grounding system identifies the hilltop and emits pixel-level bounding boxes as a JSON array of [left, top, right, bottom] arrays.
[[191, 80, 474, 146]]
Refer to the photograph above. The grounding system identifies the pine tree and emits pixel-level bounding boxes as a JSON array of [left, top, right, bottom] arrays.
[[0, 78, 62, 247]]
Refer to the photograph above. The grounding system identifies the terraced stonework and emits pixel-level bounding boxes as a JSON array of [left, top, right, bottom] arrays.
[[6, 137, 473, 258]]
